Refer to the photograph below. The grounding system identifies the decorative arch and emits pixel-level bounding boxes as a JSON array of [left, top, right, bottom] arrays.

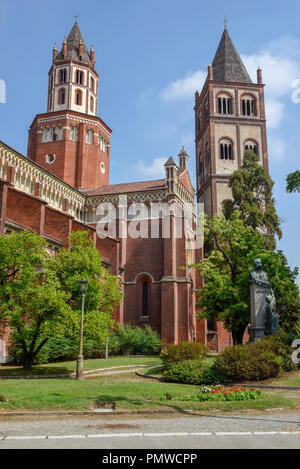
[[218, 137, 234, 160], [243, 138, 259, 156], [216, 91, 233, 115], [240, 93, 257, 116]]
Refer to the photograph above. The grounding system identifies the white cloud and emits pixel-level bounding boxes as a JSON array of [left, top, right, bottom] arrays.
[[161, 70, 206, 102], [268, 136, 287, 161], [136, 157, 166, 179]]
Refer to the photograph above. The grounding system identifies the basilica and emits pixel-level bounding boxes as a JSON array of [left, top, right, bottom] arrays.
[[0, 21, 269, 362]]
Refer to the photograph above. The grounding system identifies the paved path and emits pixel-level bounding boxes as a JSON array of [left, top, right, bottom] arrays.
[[0, 411, 299, 449]]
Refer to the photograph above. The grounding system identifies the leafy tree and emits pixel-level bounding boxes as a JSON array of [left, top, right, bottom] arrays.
[[50, 230, 122, 344], [286, 170, 300, 193], [229, 150, 282, 248], [0, 231, 70, 369], [196, 213, 300, 344]]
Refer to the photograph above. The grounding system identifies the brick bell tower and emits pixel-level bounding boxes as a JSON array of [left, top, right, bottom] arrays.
[[27, 20, 111, 190], [195, 27, 269, 217]]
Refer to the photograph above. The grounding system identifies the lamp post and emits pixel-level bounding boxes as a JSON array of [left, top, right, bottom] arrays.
[[76, 279, 88, 380]]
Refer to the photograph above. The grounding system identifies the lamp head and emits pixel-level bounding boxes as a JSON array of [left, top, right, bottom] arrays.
[[79, 279, 88, 294]]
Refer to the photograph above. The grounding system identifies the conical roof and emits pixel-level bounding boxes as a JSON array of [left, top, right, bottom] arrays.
[[56, 21, 92, 65], [212, 28, 252, 83]]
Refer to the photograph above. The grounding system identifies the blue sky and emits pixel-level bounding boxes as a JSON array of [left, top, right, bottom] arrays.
[[0, 0, 299, 280]]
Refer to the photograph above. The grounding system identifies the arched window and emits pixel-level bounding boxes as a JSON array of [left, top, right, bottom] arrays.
[[245, 140, 258, 155], [217, 93, 233, 115], [58, 88, 66, 105], [241, 95, 257, 116], [90, 96, 94, 112], [142, 281, 149, 316], [59, 69, 67, 83], [75, 89, 82, 106], [90, 77, 95, 91], [220, 139, 234, 160], [76, 70, 84, 84], [70, 125, 78, 142], [86, 128, 94, 145]]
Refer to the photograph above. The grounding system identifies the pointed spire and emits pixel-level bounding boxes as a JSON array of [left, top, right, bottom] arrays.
[[212, 28, 252, 83], [55, 21, 92, 65]]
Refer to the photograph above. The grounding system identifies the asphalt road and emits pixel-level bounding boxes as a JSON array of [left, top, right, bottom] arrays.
[[0, 411, 300, 449]]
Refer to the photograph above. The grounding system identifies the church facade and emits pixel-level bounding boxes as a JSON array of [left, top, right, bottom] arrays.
[[0, 22, 269, 362]]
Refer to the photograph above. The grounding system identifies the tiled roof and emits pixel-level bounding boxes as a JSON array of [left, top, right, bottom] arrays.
[[212, 28, 252, 83], [85, 179, 166, 196], [56, 21, 92, 65]]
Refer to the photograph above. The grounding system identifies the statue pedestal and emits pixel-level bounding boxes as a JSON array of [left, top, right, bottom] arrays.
[[249, 283, 270, 341]]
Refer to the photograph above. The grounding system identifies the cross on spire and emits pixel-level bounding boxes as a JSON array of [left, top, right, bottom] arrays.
[[224, 16, 228, 29], [74, 14, 80, 23]]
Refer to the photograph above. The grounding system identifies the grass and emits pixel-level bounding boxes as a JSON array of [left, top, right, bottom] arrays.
[[0, 373, 294, 412], [0, 356, 162, 377], [269, 370, 300, 387]]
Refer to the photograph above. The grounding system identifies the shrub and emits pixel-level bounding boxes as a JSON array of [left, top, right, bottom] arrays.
[[160, 342, 208, 369], [163, 359, 207, 384], [215, 334, 296, 383], [163, 359, 225, 385], [135, 325, 162, 354], [113, 325, 161, 356]]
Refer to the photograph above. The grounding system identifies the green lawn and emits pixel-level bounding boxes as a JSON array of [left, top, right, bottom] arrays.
[[0, 373, 294, 412], [0, 356, 162, 377], [271, 370, 300, 387]]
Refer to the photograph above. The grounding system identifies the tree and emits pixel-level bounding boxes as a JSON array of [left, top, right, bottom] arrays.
[[286, 170, 300, 193], [229, 150, 282, 248], [0, 231, 70, 369], [196, 213, 300, 344], [50, 231, 122, 344]]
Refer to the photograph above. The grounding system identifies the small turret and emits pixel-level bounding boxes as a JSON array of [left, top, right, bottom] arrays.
[[90, 45, 95, 68], [62, 37, 67, 59], [53, 42, 58, 63], [257, 67, 263, 84], [178, 146, 189, 169]]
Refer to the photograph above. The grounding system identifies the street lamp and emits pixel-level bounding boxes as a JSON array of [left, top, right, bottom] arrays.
[[76, 279, 88, 380]]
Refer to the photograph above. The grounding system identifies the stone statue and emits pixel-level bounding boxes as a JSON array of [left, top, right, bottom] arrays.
[[250, 258, 271, 288], [265, 291, 278, 336], [249, 258, 278, 341]]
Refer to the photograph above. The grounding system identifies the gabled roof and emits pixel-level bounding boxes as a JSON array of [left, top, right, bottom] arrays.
[[56, 21, 92, 65], [212, 28, 252, 83], [84, 179, 166, 196]]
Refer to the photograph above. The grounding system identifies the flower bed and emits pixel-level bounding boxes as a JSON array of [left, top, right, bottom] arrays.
[[160, 386, 263, 403], [196, 386, 263, 402]]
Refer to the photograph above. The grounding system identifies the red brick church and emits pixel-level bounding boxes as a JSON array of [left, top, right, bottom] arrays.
[[0, 22, 269, 362]]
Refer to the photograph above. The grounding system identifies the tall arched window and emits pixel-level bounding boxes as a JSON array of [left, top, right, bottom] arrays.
[[76, 70, 84, 84], [142, 281, 149, 316], [70, 125, 78, 142], [58, 88, 66, 105], [86, 128, 94, 145], [75, 89, 82, 106], [220, 139, 234, 160], [90, 96, 94, 112], [217, 93, 233, 115], [90, 77, 95, 91], [245, 140, 258, 155], [241, 95, 257, 116], [59, 69, 67, 83]]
